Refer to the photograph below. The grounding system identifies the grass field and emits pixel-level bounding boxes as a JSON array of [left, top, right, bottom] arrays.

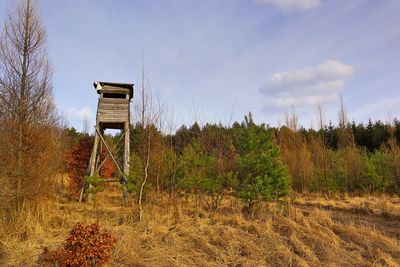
[[1, 184, 400, 266]]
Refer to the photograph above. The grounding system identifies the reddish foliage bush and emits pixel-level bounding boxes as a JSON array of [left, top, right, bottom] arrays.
[[100, 157, 116, 179], [41, 223, 117, 267], [66, 136, 117, 199], [66, 137, 93, 200]]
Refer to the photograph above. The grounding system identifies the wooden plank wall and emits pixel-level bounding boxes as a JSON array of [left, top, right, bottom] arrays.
[[97, 98, 130, 123]]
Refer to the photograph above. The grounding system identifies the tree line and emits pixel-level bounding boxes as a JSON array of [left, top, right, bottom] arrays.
[[125, 112, 399, 201], [63, 104, 400, 214]]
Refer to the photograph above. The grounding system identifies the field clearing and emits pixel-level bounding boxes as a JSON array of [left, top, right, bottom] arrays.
[[1, 186, 400, 266]]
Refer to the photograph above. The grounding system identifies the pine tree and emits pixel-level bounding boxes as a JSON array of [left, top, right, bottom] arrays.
[[234, 113, 291, 209]]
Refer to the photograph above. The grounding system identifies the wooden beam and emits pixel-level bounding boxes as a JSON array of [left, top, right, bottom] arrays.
[[90, 124, 101, 176], [96, 132, 125, 172], [79, 123, 101, 202], [95, 127, 127, 184], [122, 121, 130, 205], [99, 98, 129, 104]]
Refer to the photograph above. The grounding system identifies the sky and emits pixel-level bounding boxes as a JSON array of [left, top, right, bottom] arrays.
[[0, 0, 399, 132]]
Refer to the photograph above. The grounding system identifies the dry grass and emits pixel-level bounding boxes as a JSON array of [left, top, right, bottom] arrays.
[[295, 193, 400, 219], [1, 187, 400, 266]]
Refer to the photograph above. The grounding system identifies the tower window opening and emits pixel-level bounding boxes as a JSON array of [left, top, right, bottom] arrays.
[[103, 93, 126, 99]]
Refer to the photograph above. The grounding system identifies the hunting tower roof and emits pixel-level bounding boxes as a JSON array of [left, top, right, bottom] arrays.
[[93, 81, 134, 99]]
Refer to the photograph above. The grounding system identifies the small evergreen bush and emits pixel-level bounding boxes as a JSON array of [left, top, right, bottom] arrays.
[[234, 113, 291, 209]]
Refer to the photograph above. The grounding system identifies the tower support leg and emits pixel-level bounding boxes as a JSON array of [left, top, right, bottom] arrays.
[[79, 123, 100, 202], [122, 122, 130, 205], [90, 123, 101, 176]]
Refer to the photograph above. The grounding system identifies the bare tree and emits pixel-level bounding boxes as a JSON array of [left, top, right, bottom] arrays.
[[133, 63, 164, 220], [0, 0, 58, 215], [137, 65, 150, 220], [280, 108, 313, 192], [338, 95, 347, 129], [317, 103, 329, 192], [337, 96, 362, 191]]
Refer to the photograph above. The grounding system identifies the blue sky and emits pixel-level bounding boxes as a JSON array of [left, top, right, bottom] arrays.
[[1, 0, 399, 131]]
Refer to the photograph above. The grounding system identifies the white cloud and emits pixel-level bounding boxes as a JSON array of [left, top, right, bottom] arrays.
[[63, 106, 93, 121], [254, 0, 321, 12], [60, 106, 95, 132], [260, 60, 355, 108]]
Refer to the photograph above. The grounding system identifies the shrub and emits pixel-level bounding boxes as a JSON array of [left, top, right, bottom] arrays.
[[66, 137, 93, 200], [234, 113, 291, 209], [179, 141, 216, 193], [178, 141, 237, 210], [85, 172, 105, 195], [41, 223, 117, 267]]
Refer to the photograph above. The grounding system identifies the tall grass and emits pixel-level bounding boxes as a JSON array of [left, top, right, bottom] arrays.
[[1, 186, 400, 266]]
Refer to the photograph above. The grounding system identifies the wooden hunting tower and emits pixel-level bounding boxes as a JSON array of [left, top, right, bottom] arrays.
[[80, 81, 134, 202]]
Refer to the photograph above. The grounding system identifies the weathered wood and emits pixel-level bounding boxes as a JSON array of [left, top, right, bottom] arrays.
[[122, 121, 130, 204], [90, 124, 100, 176], [98, 115, 128, 119], [98, 120, 126, 123], [99, 100, 129, 106], [101, 85, 131, 93], [102, 89, 130, 95], [96, 132, 125, 172], [98, 110, 129, 115], [98, 113, 129, 119], [99, 98, 129, 104], [81, 81, 133, 203], [94, 81, 134, 99], [98, 104, 129, 111], [99, 101, 129, 106], [97, 97, 130, 124], [96, 127, 127, 183], [98, 115, 129, 119], [80, 123, 101, 202], [98, 107, 129, 113]]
